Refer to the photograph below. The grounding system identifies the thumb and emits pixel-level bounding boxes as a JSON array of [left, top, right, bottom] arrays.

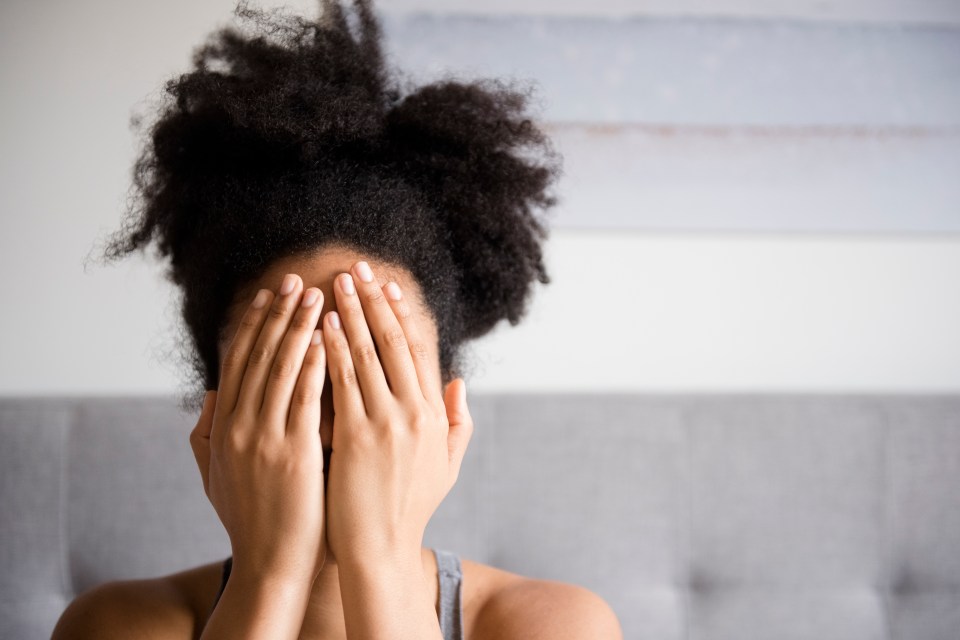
[[443, 378, 473, 485], [188, 390, 216, 497]]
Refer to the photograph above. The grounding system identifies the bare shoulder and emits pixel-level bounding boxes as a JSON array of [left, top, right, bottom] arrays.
[[461, 558, 623, 640], [51, 560, 224, 640]]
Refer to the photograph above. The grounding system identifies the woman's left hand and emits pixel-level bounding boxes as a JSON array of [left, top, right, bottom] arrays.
[[322, 260, 473, 570]]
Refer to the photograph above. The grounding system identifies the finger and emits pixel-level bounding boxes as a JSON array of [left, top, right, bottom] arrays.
[[443, 379, 474, 487], [287, 328, 327, 440], [331, 270, 391, 415], [235, 273, 305, 435], [216, 287, 274, 423], [261, 287, 325, 428], [382, 280, 444, 407], [349, 261, 421, 402], [323, 308, 366, 420], [188, 390, 216, 497]]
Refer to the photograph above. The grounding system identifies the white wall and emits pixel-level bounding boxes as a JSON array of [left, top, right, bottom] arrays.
[[2, 0, 958, 397], [381, 0, 960, 25], [470, 232, 960, 392]]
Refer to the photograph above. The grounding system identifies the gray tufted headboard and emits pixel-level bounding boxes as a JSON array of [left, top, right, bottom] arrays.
[[2, 394, 959, 639]]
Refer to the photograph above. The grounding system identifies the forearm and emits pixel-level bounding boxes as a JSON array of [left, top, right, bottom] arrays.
[[201, 566, 311, 640], [338, 552, 444, 640]]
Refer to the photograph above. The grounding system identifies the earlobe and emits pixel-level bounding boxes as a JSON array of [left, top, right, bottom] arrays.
[[449, 377, 466, 402], [203, 390, 216, 414], [442, 378, 467, 417], [201, 391, 218, 425]]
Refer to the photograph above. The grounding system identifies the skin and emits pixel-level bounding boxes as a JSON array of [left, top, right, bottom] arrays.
[[51, 245, 623, 640]]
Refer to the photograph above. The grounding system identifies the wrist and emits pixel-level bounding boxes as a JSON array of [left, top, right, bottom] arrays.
[[205, 561, 313, 640], [230, 558, 315, 594], [337, 547, 438, 637], [336, 544, 425, 578]]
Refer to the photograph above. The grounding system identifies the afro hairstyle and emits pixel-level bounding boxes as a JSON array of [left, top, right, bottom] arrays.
[[94, 0, 563, 412]]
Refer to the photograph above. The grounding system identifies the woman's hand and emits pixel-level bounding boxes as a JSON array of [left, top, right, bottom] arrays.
[[323, 260, 473, 570], [189, 273, 328, 587]]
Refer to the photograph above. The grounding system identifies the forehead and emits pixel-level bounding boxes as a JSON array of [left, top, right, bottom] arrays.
[[218, 244, 436, 359], [260, 245, 410, 295]]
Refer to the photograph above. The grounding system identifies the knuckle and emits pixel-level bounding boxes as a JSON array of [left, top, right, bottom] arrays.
[[289, 311, 315, 333], [386, 417, 409, 435], [277, 454, 305, 477], [363, 287, 385, 306], [382, 326, 408, 351], [404, 408, 430, 432], [416, 413, 435, 432], [329, 331, 350, 353], [394, 301, 412, 319], [253, 441, 278, 466], [292, 384, 319, 407], [352, 342, 379, 367], [239, 313, 261, 332], [270, 355, 298, 380], [336, 365, 358, 388], [349, 425, 376, 449], [221, 347, 247, 374], [224, 428, 247, 453], [409, 340, 430, 362], [247, 343, 274, 367], [323, 331, 347, 352], [267, 303, 288, 322]]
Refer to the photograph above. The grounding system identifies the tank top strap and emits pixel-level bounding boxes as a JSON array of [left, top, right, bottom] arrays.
[[433, 548, 465, 640]]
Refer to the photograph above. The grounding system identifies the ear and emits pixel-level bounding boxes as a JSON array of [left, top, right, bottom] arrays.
[[188, 390, 217, 497], [442, 378, 473, 486]]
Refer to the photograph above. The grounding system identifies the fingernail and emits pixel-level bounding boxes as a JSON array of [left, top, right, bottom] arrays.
[[328, 311, 342, 329], [252, 289, 269, 309], [311, 329, 323, 345], [301, 288, 320, 307], [385, 282, 402, 301], [339, 273, 355, 295], [355, 261, 374, 283], [280, 273, 297, 296]]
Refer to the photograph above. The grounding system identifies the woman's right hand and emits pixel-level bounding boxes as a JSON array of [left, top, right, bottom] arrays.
[[190, 273, 328, 587]]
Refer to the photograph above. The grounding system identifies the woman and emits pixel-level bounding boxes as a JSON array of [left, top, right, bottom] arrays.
[[53, 1, 622, 638]]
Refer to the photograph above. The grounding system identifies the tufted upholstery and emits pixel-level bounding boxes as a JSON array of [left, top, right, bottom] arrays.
[[2, 394, 959, 639]]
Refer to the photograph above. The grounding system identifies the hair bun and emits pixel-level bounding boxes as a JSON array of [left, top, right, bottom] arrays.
[[384, 77, 563, 339]]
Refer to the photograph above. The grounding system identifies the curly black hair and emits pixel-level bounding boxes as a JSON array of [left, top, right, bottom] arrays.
[[92, 0, 563, 413]]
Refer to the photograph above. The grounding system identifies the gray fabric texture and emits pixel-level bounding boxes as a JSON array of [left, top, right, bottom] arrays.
[[434, 547, 465, 640], [1, 393, 959, 639]]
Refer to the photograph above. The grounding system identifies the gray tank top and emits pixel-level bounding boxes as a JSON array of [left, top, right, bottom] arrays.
[[210, 548, 465, 640], [433, 548, 465, 640]]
